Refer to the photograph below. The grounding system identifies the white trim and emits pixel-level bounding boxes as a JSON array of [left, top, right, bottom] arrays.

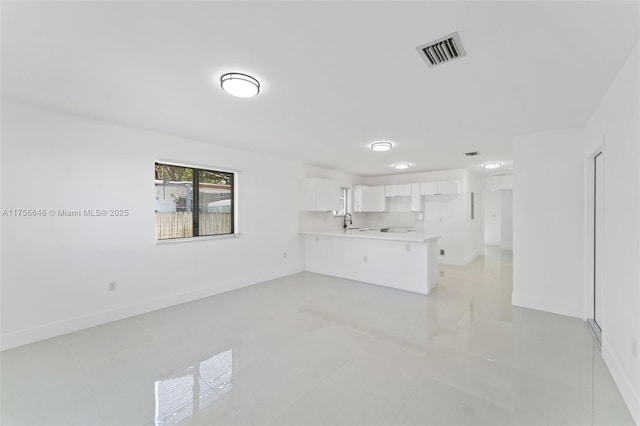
[[155, 233, 242, 244], [0, 266, 303, 351], [602, 338, 640, 425], [511, 292, 582, 318], [583, 145, 604, 321]]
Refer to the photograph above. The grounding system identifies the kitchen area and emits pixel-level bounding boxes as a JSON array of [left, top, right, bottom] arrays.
[[298, 168, 486, 295]]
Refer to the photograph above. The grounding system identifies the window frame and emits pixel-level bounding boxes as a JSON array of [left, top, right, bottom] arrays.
[[333, 187, 350, 217], [155, 161, 236, 241]]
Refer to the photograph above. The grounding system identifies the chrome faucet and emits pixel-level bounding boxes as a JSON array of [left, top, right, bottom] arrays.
[[343, 212, 353, 229]]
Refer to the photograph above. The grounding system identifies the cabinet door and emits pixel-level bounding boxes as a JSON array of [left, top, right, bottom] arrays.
[[397, 184, 411, 197], [385, 185, 397, 197], [314, 178, 330, 211], [370, 186, 387, 211], [363, 186, 373, 211], [328, 180, 341, 212], [301, 178, 342, 211], [420, 182, 438, 195], [411, 183, 422, 212], [353, 185, 365, 212], [437, 180, 460, 194]]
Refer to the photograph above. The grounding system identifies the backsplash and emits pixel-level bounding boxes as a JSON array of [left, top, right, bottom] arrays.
[[360, 212, 424, 231], [298, 211, 367, 232]]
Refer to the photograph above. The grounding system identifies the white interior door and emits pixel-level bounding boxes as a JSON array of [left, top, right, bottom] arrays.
[[594, 152, 604, 330]]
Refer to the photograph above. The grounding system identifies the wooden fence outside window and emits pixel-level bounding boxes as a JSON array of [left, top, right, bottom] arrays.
[[155, 212, 232, 239]]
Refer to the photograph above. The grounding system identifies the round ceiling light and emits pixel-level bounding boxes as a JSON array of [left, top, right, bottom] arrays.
[[220, 73, 260, 98], [393, 162, 411, 170], [483, 162, 502, 169], [370, 142, 393, 152]]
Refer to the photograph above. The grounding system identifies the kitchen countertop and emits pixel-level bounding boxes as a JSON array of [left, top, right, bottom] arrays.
[[300, 229, 440, 243]]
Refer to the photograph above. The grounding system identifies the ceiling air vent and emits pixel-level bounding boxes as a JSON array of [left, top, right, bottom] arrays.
[[465, 151, 479, 157], [417, 32, 466, 68]]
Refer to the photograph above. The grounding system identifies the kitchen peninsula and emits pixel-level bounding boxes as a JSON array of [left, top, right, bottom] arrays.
[[301, 229, 440, 295]]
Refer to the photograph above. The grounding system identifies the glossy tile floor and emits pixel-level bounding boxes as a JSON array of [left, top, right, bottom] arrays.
[[1, 249, 634, 426]]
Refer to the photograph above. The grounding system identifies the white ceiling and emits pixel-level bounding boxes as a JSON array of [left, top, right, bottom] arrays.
[[2, 1, 638, 177]]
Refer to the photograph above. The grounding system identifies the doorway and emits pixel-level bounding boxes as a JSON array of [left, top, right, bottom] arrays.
[[588, 151, 603, 343]]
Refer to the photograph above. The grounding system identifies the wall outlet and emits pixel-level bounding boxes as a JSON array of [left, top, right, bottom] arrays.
[[440, 249, 445, 256], [108, 281, 117, 292], [440, 270, 445, 277], [364, 255, 368, 262], [283, 251, 287, 259], [405, 244, 410, 252], [633, 338, 637, 358]]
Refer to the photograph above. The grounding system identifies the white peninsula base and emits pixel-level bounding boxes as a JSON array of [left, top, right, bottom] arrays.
[[302, 232, 440, 295]]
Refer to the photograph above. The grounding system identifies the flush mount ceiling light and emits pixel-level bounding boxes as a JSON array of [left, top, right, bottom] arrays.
[[370, 142, 393, 152], [393, 162, 411, 170], [483, 162, 502, 169], [220, 73, 260, 98]]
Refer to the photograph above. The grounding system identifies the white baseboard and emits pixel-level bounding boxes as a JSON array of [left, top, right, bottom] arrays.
[[0, 266, 304, 351], [438, 252, 479, 266], [511, 292, 582, 318], [602, 339, 640, 425]]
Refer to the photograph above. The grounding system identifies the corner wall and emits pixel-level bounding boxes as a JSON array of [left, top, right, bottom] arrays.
[[512, 127, 585, 317], [512, 42, 639, 423], [584, 42, 640, 424]]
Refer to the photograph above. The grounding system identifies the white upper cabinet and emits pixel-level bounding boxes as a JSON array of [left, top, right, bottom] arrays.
[[301, 178, 341, 212], [368, 186, 387, 211], [437, 180, 460, 194], [385, 184, 411, 197], [421, 180, 460, 195], [353, 185, 365, 212], [385, 185, 397, 197], [411, 183, 423, 212], [353, 185, 387, 212], [420, 182, 438, 195]]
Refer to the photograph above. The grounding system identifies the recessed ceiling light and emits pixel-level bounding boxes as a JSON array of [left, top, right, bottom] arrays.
[[483, 162, 502, 169], [393, 162, 411, 170], [220, 73, 260, 98], [370, 142, 393, 152]]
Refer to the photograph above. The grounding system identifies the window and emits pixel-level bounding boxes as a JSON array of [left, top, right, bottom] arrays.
[[155, 162, 234, 240], [334, 187, 349, 216]]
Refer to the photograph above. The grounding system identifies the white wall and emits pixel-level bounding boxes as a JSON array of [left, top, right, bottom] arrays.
[[484, 188, 502, 246], [0, 100, 359, 350], [584, 43, 639, 424], [366, 169, 483, 265], [483, 187, 513, 249], [500, 189, 513, 250], [465, 170, 484, 260], [512, 127, 585, 317]]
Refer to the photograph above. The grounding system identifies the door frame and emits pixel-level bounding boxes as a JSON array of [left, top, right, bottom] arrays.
[[585, 146, 604, 344]]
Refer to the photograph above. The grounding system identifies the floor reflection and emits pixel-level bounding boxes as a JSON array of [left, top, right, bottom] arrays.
[[155, 349, 232, 425]]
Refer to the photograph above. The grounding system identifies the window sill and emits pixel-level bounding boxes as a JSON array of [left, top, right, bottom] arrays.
[[155, 233, 242, 245]]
